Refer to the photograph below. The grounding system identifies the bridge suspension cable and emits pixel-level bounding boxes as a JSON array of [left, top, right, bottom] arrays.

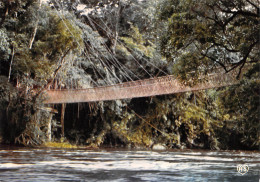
[[52, 0, 138, 84], [53, 2, 138, 86], [51, 3, 104, 87], [53, 1, 137, 87], [52, 0, 169, 85]]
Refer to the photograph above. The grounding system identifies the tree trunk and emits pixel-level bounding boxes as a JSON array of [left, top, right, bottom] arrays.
[[8, 47, 14, 82], [61, 103, 66, 138], [0, 5, 8, 27], [111, 2, 121, 54], [29, 0, 42, 49], [46, 113, 52, 142]]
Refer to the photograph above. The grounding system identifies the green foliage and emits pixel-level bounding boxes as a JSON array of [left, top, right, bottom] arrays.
[[0, 2, 85, 145], [0, 0, 38, 25], [173, 92, 224, 149], [120, 25, 155, 59], [147, 91, 223, 149], [31, 9, 83, 82], [2, 4, 84, 82], [158, 0, 259, 81], [172, 52, 210, 84], [219, 64, 260, 148], [0, 76, 51, 146], [0, 29, 11, 60], [51, 15, 83, 53], [0, 76, 16, 110], [155, 0, 259, 150], [112, 112, 154, 147]]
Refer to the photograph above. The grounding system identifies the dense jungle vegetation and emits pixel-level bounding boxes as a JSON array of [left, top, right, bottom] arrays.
[[0, 0, 259, 150]]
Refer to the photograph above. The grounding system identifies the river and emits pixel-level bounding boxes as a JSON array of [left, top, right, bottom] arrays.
[[0, 146, 259, 182]]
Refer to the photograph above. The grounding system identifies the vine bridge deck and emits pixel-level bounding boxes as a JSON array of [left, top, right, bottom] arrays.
[[44, 71, 238, 104]]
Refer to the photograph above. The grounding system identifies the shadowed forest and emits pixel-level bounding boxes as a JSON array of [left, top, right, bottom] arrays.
[[0, 0, 259, 150]]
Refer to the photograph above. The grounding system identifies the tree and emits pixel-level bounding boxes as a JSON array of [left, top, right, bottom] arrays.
[[219, 63, 260, 149], [158, 0, 259, 81], [2, 3, 83, 83], [0, 1, 85, 145], [157, 0, 260, 149]]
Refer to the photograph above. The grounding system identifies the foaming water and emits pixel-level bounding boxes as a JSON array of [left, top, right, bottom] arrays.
[[0, 147, 259, 182]]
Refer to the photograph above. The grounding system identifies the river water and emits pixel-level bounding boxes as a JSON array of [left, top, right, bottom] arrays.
[[0, 146, 259, 182]]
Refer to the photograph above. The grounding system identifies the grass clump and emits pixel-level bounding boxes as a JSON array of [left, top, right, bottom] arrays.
[[43, 141, 78, 149]]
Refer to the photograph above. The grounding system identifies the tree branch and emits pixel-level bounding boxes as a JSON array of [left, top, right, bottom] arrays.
[[203, 54, 228, 72], [245, 0, 260, 13], [52, 48, 71, 82], [41, 48, 71, 93], [220, 7, 259, 18], [212, 39, 240, 53], [203, 4, 225, 28], [230, 40, 259, 76]]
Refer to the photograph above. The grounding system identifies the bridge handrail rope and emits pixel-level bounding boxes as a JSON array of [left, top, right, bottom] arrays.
[[46, 67, 237, 91]]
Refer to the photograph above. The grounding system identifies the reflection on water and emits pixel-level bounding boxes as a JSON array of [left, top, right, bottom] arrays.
[[0, 146, 259, 182]]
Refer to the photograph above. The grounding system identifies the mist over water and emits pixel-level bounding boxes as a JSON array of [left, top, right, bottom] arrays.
[[0, 147, 259, 182]]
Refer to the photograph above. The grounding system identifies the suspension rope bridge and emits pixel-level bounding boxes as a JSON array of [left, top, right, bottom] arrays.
[[44, 70, 238, 104]]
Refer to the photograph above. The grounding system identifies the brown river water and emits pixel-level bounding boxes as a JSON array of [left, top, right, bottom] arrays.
[[0, 146, 259, 182]]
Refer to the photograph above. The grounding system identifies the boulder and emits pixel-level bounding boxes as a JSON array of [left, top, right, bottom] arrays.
[[152, 144, 166, 150]]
